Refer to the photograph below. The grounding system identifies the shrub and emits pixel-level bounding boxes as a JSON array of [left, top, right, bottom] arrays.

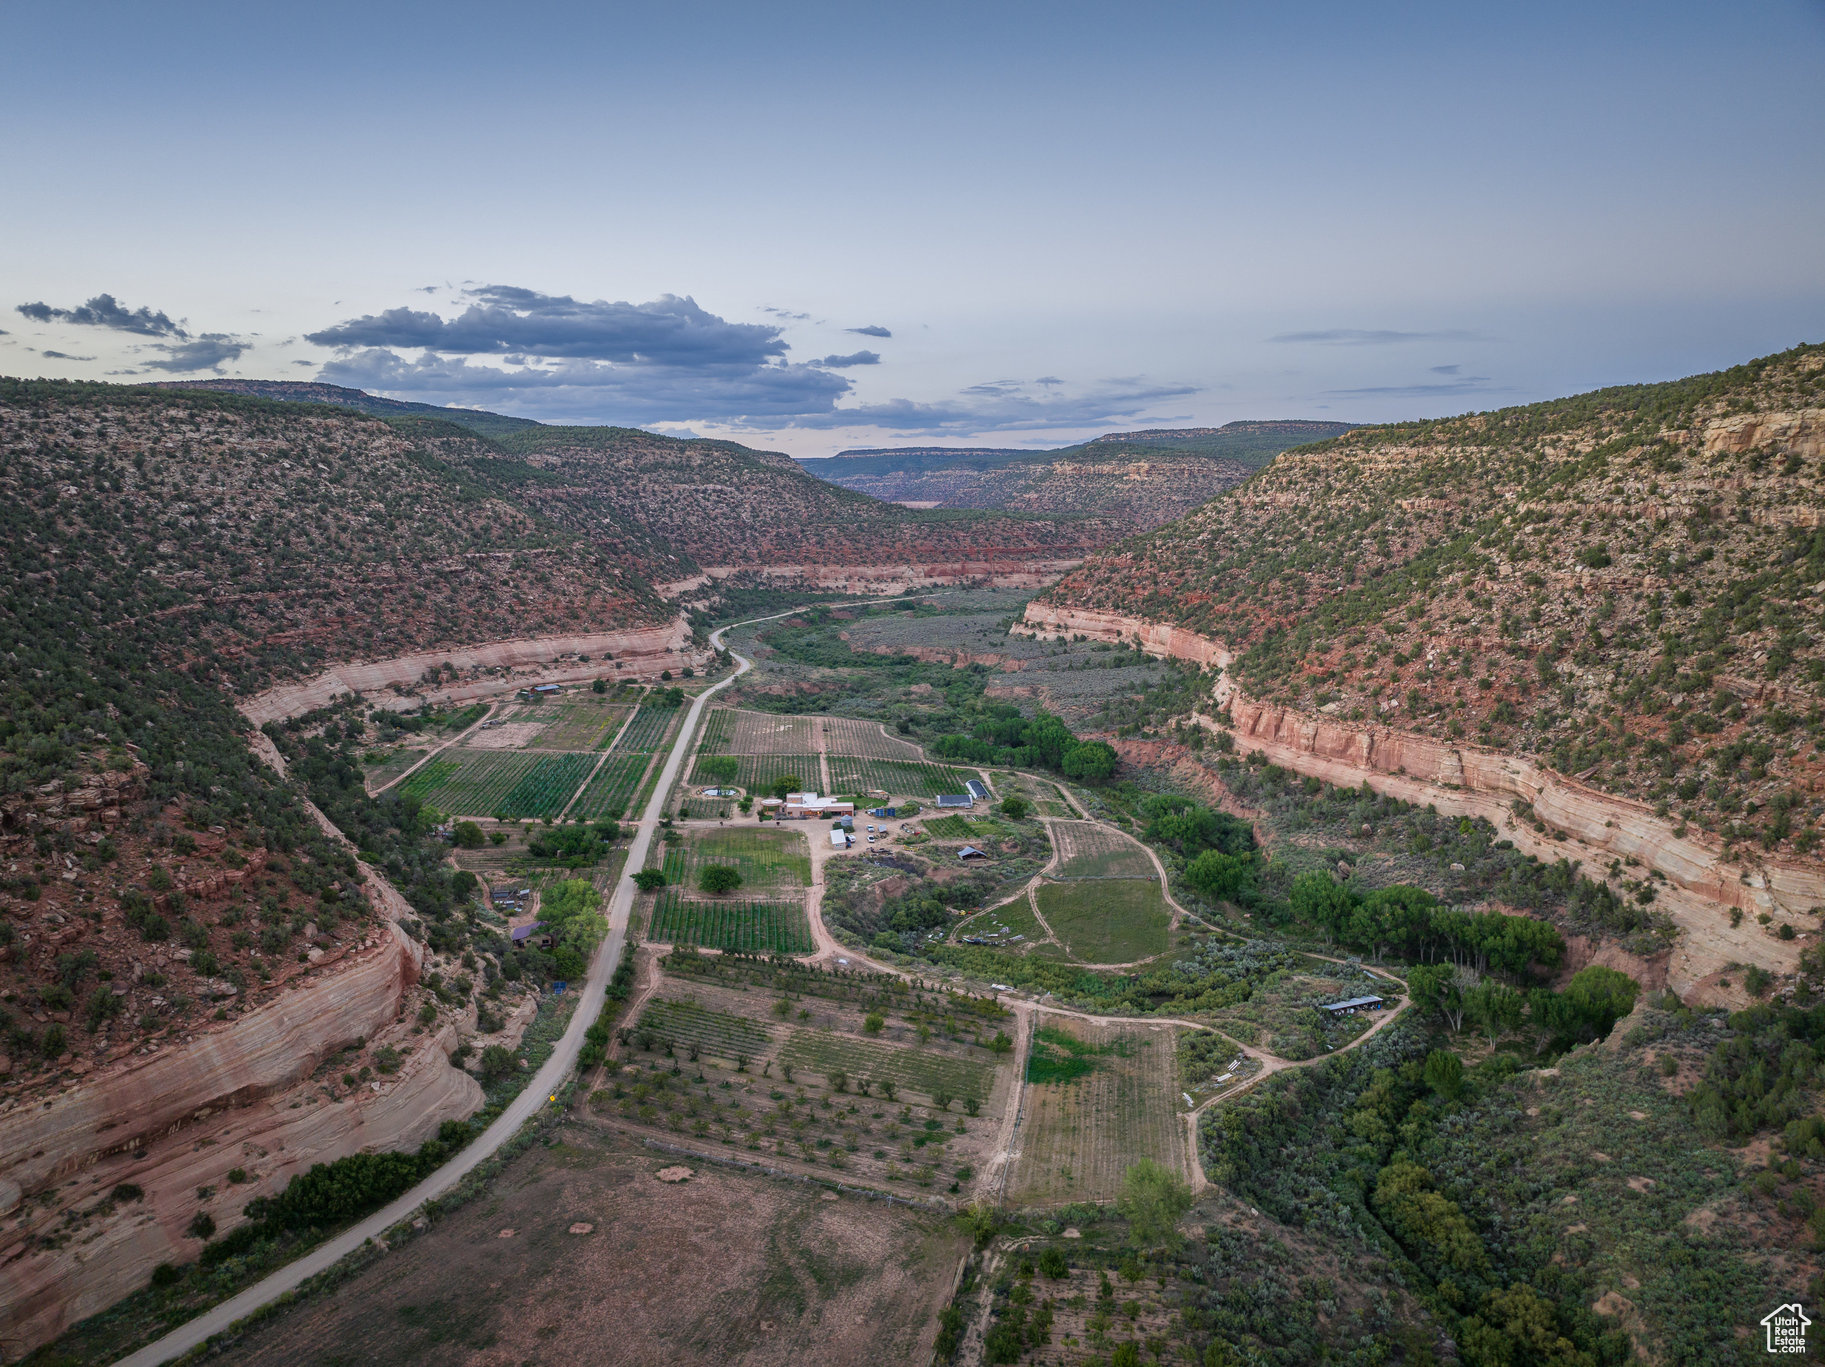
[[186, 1211, 216, 1240]]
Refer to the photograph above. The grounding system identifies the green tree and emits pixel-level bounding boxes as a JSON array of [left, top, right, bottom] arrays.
[[452, 820, 484, 849], [1562, 963, 1639, 1041], [1061, 740, 1118, 781], [1465, 979, 1525, 1046], [1423, 1048, 1465, 1100], [699, 864, 742, 894], [999, 795, 1030, 821], [1117, 1158, 1193, 1250], [632, 869, 667, 892], [479, 1044, 516, 1081], [698, 755, 739, 785], [1186, 848, 1255, 903]]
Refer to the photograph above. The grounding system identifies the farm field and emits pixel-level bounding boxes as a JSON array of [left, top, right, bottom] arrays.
[[777, 1030, 995, 1108], [697, 708, 818, 754], [649, 893, 814, 955], [659, 827, 812, 892], [689, 751, 820, 792], [223, 1123, 969, 1367], [826, 755, 977, 799], [610, 971, 1017, 1195], [633, 997, 777, 1062], [1050, 820, 1155, 878], [400, 748, 597, 818], [612, 704, 679, 753], [530, 698, 629, 750], [1007, 1017, 1189, 1205], [821, 716, 926, 759], [1034, 877, 1170, 963], [567, 753, 652, 820]]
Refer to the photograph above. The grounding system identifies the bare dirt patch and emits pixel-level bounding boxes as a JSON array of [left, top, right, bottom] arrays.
[[465, 721, 548, 750], [226, 1125, 968, 1367]]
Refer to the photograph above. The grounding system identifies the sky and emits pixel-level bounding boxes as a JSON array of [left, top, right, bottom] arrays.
[[3, 1, 1823, 457]]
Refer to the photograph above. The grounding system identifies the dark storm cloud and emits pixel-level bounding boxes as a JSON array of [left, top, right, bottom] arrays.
[[16, 293, 186, 337], [307, 287, 788, 367], [816, 351, 880, 368], [41, 350, 97, 361], [140, 335, 249, 373], [1270, 328, 1487, 345], [845, 325, 891, 338], [317, 348, 851, 425]]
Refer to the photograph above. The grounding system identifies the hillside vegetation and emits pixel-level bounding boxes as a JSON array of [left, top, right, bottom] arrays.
[[799, 421, 1354, 529], [1045, 345, 1825, 850]]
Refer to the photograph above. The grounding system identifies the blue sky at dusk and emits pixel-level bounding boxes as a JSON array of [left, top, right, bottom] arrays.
[[4, 0, 1822, 455]]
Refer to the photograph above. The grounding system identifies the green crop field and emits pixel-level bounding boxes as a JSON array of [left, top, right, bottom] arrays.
[[820, 716, 926, 760], [648, 893, 814, 954], [633, 997, 776, 1061], [689, 752, 819, 791], [568, 754, 652, 820], [660, 827, 812, 891], [922, 814, 1018, 841], [399, 749, 548, 816], [493, 752, 598, 818], [826, 755, 976, 798], [1035, 878, 1170, 963], [777, 1030, 994, 1105], [953, 896, 1045, 947], [612, 705, 677, 753]]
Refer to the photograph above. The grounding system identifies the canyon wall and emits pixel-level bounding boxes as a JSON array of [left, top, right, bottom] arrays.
[[1017, 602, 1818, 996], [0, 921, 482, 1353], [237, 620, 692, 725], [690, 559, 1085, 596]]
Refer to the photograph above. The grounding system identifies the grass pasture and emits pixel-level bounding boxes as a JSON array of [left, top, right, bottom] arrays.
[[1050, 821, 1155, 879], [1008, 1017, 1188, 1205], [777, 1030, 994, 1106], [633, 997, 776, 1062], [1034, 877, 1170, 963], [825, 756, 977, 799], [660, 827, 812, 892], [649, 893, 814, 955]]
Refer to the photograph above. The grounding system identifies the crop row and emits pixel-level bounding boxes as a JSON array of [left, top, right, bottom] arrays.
[[568, 754, 653, 820], [820, 716, 925, 761], [776, 1030, 994, 1104], [688, 751, 820, 791], [401, 749, 547, 816], [633, 997, 776, 1061], [826, 755, 977, 799], [649, 893, 814, 955], [613, 705, 677, 754]]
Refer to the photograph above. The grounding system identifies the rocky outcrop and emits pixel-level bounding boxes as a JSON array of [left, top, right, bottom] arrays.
[[237, 621, 691, 725], [1018, 602, 1818, 995], [0, 923, 482, 1351], [694, 560, 1084, 595]]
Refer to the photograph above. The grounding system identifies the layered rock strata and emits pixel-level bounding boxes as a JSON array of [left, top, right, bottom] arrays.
[[1018, 602, 1817, 996]]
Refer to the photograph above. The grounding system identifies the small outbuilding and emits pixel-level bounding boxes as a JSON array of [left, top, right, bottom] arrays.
[[965, 779, 990, 802], [1316, 995, 1384, 1017], [936, 794, 973, 809], [957, 845, 988, 861]]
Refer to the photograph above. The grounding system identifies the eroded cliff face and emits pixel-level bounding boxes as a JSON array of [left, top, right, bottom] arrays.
[[238, 620, 692, 725], [1018, 601, 1818, 996], [0, 919, 482, 1350]]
